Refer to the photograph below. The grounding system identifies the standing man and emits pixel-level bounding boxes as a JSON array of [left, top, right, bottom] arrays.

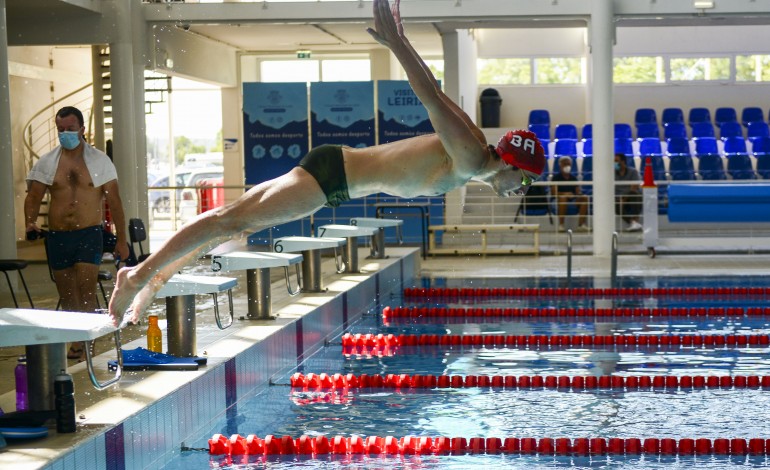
[[25, 106, 130, 359], [614, 153, 643, 232]]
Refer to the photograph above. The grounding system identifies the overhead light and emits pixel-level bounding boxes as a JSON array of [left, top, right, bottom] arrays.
[[693, 1, 715, 8]]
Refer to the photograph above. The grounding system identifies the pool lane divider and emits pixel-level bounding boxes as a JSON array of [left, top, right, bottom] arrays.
[[209, 434, 770, 456], [384, 306, 770, 320], [403, 286, 770, 299], [340, 332, 770, 352], [289, 372, 770, 391]]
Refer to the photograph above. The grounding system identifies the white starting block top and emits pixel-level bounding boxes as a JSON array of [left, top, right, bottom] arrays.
[[317, 224, 379, 238], [214, 251, 303, 272], [350, 217, 403, 229], [0, 308, 117, 347], [155, 274, 238, 298], [273, 236, 346, 253]]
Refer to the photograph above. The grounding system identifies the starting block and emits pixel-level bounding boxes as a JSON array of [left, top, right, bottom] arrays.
[[155, 274, 237, 357], [317, 224, 379, 273], [272, 236, 346, 292], [349, 217, 403, 258], [211, 251, 302, 320]]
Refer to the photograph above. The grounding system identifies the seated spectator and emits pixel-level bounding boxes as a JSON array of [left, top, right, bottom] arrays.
[[614, 152, 642, 232], [551, 156, 589, 232]]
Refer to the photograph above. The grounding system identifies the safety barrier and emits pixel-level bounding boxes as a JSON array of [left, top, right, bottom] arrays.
[[289, 372, 770, 391], [341, 332, 770, 350], [403, 286, 770, 299], [209, 433, 770, 456], [383, 305, 770, 319]]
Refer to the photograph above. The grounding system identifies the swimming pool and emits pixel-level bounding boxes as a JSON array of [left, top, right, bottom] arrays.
[[162, 275, 770, 469]]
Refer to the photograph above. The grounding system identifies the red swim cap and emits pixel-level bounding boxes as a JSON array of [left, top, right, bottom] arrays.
[[495, 129, 546, 177]]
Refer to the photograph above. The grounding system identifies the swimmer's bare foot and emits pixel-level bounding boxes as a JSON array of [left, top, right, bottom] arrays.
[[109, 266, 138, 327]]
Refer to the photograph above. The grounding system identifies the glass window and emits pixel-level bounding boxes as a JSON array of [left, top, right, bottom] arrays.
[[477, 58, 531, 85], [670, 57, 730, 81], [425, 60, 444, 83], [535, 58, 583, 84], [614, 56, 663, 83], [321, 59, 371, 81], [261, 60, 319, 82], [736, 54, 770, 82]]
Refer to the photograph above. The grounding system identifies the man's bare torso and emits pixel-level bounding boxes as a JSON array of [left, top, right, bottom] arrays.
[[48, 150, 106, 231], [342, 133, 490, 199]]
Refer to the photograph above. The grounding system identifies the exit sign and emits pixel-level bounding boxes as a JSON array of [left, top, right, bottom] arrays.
[[296, 50, 312, 59]]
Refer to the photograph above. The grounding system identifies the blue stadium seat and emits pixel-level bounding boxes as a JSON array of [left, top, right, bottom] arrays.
[[723, 137, 755, 180], [614, 123, 633, 140], [554, 124, 578, 140], [691, 121, 715, 139], [664, 122, 688, 140], [741, 107, 764, 127], [528, 123, 550, 142], [747, 121, 770, 145], [528, 109, 551, 127], [666, 136, 696, 181], [753, 136, 770, 179], [688, 107, 711, 127], [636, 122, 660, 139], [634, 108, 657, 126], [719, 121, 744, 140], [614, 138, 635, 169], [693, 137, 726, 180], [662, 108, 684, 126], [552, 139, 578, 176], [638, 138, 666, 181], [581, 138, 593, 157], [581, 124, 592, 140], [580, 156, 593, 195], [714, 107, 738, 127]]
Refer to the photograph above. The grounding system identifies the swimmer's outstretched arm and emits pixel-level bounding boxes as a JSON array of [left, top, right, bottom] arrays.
[[367, 0, 487, 168]]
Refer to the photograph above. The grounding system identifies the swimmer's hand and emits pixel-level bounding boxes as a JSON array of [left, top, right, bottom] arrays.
[[367, 0, 403, 49]]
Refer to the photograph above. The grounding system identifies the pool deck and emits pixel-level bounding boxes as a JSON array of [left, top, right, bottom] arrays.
[[1, 246, 770, 469]]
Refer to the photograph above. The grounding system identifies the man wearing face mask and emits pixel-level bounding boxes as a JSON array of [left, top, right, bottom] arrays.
[[24, 106, 129, 360], [551, 156, 589, 232], [614, 153, 643, 232]]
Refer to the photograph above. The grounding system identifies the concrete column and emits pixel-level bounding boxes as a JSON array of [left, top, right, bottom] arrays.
[[109, 0, 149, 222], [589, 0, 615, 259], [0, 0, 17, 260], [221, 87, 242, 204], [90, 45, 106, 152]]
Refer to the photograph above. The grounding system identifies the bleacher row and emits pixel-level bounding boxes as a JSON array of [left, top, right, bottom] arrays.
[[527, 107, 770, 183]]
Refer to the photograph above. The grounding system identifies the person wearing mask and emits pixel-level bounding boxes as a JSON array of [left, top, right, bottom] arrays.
[[25, 106, 130, 359], [614, 153, 643, 232], [551, 156, 589, 232]]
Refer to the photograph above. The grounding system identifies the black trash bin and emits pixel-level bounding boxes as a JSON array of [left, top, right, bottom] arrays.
[[480, 88, 502, 128]]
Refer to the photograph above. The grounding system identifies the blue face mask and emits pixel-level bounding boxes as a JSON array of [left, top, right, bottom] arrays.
[[59, 131, 81, 150], [614, 162, 621, 171]]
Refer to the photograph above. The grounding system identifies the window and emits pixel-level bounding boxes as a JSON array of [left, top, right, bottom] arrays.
[[261, 60, 320, 82], [321, 60, 370, 81], [425, 60, 444, 83], [670, 57, 730, 81], [535, 58, 584, 84], [736, 55, 770, 82], [614, 56, 664, 83], [477, 58, 530, 85]]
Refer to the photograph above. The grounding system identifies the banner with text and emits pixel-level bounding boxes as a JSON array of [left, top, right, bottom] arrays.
[[377, 80, 435, 144], [243, 82, 309, 185], [310, 81, 375, 147]]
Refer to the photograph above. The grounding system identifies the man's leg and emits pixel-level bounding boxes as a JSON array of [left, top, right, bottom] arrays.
[[52, 266, 93, 359], [556, 195, 568, 226], [73, 262, 100, 312], [577, 195, 588, 226]]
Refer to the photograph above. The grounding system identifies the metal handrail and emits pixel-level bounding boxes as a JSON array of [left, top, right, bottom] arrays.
[[566, 229, 573, 287], [611, 231, 619, 287]]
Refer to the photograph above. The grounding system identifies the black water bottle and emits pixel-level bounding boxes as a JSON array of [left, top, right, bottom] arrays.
[[54, 370, 76, 433]]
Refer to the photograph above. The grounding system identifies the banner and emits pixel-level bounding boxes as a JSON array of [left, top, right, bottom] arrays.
[[242, 82, 309, 185], [377, 80, 435, 144], [310, 82, 375, 147]]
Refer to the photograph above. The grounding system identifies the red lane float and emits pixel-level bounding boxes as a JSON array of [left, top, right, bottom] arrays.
[[290, 372, 770, 391], [402, 286, 770, 299], [383, 306, 770, 320], [340, 332, 770, 352], [210, 434, 770, 456]]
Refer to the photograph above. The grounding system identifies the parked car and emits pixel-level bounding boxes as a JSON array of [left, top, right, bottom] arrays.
[[149, 167, 223, 218]]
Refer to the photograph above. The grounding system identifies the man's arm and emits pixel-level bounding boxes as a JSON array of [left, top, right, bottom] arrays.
[[367, 0, 488, 170], [103, 179, 130, 262], [24, 181, 47, 234]]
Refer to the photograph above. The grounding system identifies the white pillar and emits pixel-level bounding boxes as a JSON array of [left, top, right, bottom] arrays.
[[589, 0, 615, 258], [0, 0, 17, 259]]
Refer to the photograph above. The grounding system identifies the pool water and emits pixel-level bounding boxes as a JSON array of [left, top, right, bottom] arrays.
[[162, 276, 770, 469]]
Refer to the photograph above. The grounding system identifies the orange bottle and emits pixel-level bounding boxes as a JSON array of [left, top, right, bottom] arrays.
[[147, 315, 163, 353]]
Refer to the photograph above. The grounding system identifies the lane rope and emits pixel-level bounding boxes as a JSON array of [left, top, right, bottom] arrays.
[[289, 372, 770, 391], [209, 434, 770, 456], [403, 286, 770, 299], [383, 306, 770, 320]]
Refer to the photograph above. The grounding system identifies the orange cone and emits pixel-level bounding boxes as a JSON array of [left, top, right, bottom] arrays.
[[642, 156, 656, 187]]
